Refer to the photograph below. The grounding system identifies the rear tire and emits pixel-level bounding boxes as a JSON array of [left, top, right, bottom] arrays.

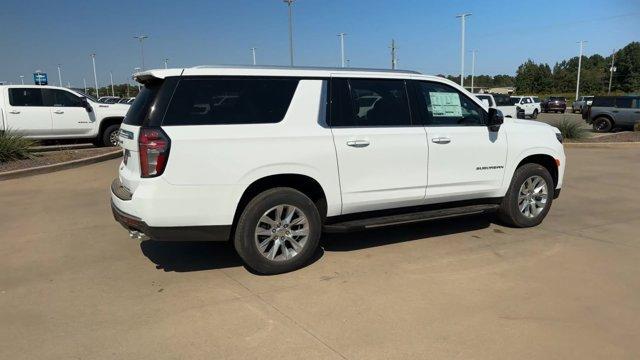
[[531, 109, 538, 119], [234, 187, 321, 274], [592, 117, 613, 133], [100, 124, 121, 147], [498, 163, 554, 228]]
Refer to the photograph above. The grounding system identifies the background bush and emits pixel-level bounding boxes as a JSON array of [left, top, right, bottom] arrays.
[[0, 131, 34, 162], [556, 119, 588, 140]]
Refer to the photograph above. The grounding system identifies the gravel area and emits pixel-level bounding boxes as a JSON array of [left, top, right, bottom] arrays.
[[567, 131, 640, 143], [0, 147, 119, 173]]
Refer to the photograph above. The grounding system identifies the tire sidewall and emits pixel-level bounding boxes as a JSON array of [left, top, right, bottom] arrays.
[[593, 117, 612, 133], [102, 124, 121, 147], [502, 164, 554, 227], [234, 188, 321, 274]]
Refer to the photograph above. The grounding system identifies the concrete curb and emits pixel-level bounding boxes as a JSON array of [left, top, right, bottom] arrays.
[[29, 143, 95, 152], [0, 150, 122, 181], [564, 142, 640, 148]]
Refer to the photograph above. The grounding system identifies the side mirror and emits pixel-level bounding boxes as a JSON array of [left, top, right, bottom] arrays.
[[487, 108, 504, 132], [481, 99, 490, 107], [80, 97, 93, 113]]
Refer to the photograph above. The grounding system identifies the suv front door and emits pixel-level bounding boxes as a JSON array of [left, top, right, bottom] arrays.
[[6, 88, 52, 136], [47, 89, 94, 135], [329, 77, 428, 214], [411, 80, 507, 202]]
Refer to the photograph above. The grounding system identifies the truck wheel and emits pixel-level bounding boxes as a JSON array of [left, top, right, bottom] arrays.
[[234, 187, 321, 275], [101, 124, 121, 147], [593, 117, 613, 133], [531, 109, 538, 119], [498, 163, 554, 228]]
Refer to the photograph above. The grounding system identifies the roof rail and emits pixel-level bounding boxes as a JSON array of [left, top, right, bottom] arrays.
[[190, 64, 422, 75]]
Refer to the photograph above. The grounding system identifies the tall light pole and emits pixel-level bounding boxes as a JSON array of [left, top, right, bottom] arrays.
[[608, 49, 616, 95], [19, 75, 24, 85], [390, 39, 398, 70], [83, 78, 87, 93], [337, 33, 347, 68], [456, 13, 472, 87], [133, 35, 149, 70], [90, 53, 99, 98], [57, 64, 63, 87], [110, 71, 115, 96], [283, 0, 294, 66], [250, 47, 257, 65], [470, 50, 477, 93], [163, 58, 169, 69], [575, 40, 587, 101]]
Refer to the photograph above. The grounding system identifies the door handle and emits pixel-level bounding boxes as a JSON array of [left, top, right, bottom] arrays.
[[346, 139, 370, 148], [431, 137, 451, 144], [54, 110, 64, 114], [9, 110, 20, 114]]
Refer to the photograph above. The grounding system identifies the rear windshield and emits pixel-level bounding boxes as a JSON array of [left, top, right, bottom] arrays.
[[122, 83, 162, 126], [162, 78, 299, 126]]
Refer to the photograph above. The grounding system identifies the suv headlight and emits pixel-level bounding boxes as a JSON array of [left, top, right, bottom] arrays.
[[555, 132, 564, 143]]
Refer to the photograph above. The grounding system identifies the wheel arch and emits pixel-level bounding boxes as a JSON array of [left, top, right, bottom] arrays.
[[98, 117, 124, 137], [515, 154, 558, 189]]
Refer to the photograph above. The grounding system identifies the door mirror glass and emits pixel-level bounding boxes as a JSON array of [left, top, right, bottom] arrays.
[[80, 97, 93, 112], [487, 108, 503, 132]]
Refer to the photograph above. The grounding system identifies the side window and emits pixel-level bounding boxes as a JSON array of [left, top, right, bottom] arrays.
[[162, 78, 299, 126], [329, 78, 356, 127], [633, 98, 640, 109], [524, 98, 532, 104], [348, 79, 411, 127], [615, 97, 633, 109], [415, 81, 486, 126], [49, 90, 83, 107], [8, 88, 44, 106]]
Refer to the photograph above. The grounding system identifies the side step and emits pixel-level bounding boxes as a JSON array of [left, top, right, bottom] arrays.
[[323, 204, 499, 233]]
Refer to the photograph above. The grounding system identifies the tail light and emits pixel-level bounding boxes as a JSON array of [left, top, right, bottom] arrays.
[[139, 127, 170, 178]]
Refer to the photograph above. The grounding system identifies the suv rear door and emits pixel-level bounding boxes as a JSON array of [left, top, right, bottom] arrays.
[[5, 87, 52, 136], [613, 97, 636, 126], [329, 76, 428, 213]]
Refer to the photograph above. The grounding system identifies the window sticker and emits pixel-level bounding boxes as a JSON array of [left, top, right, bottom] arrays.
[[429, 92, 462, 117]]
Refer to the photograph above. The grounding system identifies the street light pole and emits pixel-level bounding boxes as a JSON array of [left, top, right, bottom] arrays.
[[283, 0, 294, 66], [90, 53, 99, 98], [470, 50, 477, 93], [57, 64, 63, 87], [575, 40, 587, 101], [390, 39, 398, 70], [456, 13, 471, 87], [110, 71, 115, 97], [83, 78, 87, 93], [19, 75, 24, 85], [133, 35, 149, 70], [163, 58, 169, 69], [250, 47, 257, 65], [608, 49, 616, 95], [337, 33, 346, 68]]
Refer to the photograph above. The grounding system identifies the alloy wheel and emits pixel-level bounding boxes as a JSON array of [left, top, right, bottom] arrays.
[[254, 204, 309, 261], [518, 175, 548, 218]]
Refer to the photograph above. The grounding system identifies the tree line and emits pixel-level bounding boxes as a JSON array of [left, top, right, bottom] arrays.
[[440, 41, 639, 96]]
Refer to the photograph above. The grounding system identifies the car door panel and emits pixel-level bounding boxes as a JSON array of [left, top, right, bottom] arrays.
[[5, 88, 52, 136], [48, 89, 94, 135]]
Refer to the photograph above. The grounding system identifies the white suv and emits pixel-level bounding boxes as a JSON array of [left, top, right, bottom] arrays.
[[111, 66, 566, 274], [510, 96, 541, 119]]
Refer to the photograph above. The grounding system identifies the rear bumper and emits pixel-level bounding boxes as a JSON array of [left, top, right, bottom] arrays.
[[110, 178, 231, 242]]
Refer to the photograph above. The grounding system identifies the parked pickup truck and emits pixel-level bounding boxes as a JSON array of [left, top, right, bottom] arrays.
[[476, 93, 521, 119], [111, 66, 566, 274], [0, 85, 129, 146], [572, 96, 593, 113]]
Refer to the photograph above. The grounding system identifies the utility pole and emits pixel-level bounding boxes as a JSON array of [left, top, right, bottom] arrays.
[[337, 33, 347, 67], [250, 47, 257, 65], [608, 49, 616, 95], [470, 50, 477, 93], [390, 39, 398, 70], [283, 0, 294, 66], [133, 35, 149, 70], [83, 78, 87, 93], [164, 58, 169, 69], [57, 64, 63, 87], [67, 81, 71, 88], [110, 71, 115, 96], [575, 40, 587, 101], [346, 59, 350, 67], [19, 75, 24, 85], [456, 13, 472, 87], [90, 53, 99, 98]]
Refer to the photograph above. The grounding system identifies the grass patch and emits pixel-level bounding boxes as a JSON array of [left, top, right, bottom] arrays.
[[556, 119, 588, 140], [0, 131, 35, 163]]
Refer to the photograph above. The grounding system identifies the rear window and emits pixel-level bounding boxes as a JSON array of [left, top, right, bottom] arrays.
[[123, 83, 162, 126], [592, 97, 616, 107], [162, 78, 299, 126], [532, 97, 541, 103], [493, 94, 512, 106], [615, 97, 633, 108], [510, 97, 520, 105], [9, 88, 45, 106]]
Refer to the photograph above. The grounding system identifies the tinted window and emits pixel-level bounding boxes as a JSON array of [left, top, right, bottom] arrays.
[[615, 97, 633, 108], [49, 89, 83, 107], [162, 78, 299, 126], [493, 94, 512, 106], [330, 78, 356, 126], [476, 95, 493, 106], [633, 98, 640, 109], [9, 88, 44, 106], [123, 83, 162, 126], [415, 81, 485, 126], [510, 97, 521, 105], [592, 97, 615, 107], [532, 97, 541, 103], [330, 79, 411, 127]]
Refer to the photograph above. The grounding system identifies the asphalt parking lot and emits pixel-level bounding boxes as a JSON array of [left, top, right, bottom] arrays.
[[1, 147, 640, 359]]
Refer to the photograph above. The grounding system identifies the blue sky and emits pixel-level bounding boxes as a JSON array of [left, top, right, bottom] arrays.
[[0, 0, 638, 87]]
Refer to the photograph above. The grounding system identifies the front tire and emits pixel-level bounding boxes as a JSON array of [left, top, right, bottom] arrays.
[[101, 124, 121, 147], [498, 163, 554, 228], [593, 117, 613, 133], [234, 188, 321, 274]]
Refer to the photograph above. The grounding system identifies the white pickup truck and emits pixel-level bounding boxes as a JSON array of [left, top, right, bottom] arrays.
[[475, 93, 519, 119], [0, 85, 129, 146]]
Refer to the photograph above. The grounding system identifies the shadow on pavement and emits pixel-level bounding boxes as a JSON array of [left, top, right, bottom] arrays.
[[140, 215, 492, 273]]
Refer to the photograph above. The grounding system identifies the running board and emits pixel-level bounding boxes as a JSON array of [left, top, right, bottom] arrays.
[[323, 204, 499, 233]]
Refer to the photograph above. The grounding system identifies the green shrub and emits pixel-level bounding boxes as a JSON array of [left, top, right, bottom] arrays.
[[556, 119, 587, 140], [0, 131, 35, 162]]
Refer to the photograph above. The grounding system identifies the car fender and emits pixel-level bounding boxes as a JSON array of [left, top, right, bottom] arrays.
[[503, 146, 564, 193]]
